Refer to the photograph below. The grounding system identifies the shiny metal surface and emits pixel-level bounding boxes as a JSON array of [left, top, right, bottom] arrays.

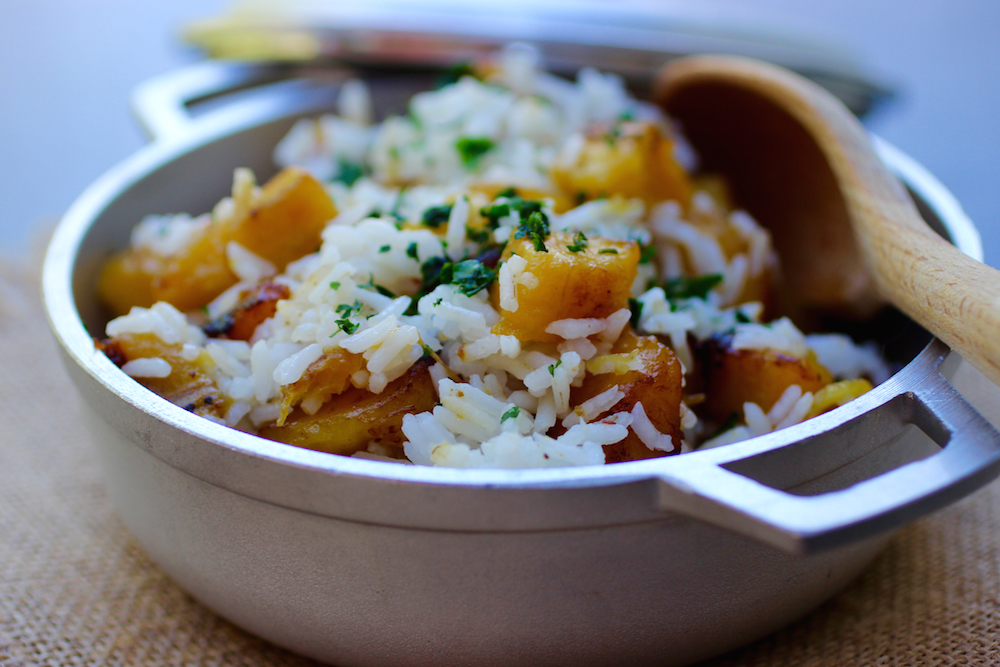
[[183, 0, 891, 116], [41, 66, 1000, 665]]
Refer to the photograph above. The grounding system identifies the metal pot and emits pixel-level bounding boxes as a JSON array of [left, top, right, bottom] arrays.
[[42, 63, 1000, 667]]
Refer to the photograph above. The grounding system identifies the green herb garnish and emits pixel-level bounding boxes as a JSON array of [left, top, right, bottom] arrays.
[[359, 276, 396, 299], [419, 256, 449, 294], [663, 274, 724, 300], [510, 198, 543, 219], [421, 204, 453, 228], [566, 231, 588, 253], [501, 406, 520, 422], [418, 257, 497, 298], [333, 300, 364, 335], [628, 297, 643, 329], [329, 281, 341, 290], [336, 300, 362, 317], [598, 248, 619, 255], [334, 159, 365, 186], [336, 319, 359, 335], [378, 245, 391, 253], [444, 259, 497, 297], [436, 62, 476, 88], [548, 359, 563, 375], [406, 242, 419, 260], [639, 243, 656, 264], [466, 226, 490, 244], [735, 311, 752, 324], [479, 203, 511, 229], [513, 211, 551, 252], [456, 137, 495, 168]]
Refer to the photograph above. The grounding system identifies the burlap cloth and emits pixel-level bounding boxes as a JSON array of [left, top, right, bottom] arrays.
[[1, 255, 998, 667]]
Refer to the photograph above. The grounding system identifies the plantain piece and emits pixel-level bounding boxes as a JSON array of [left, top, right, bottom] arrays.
[[806, 378, 873, 419], [98, 167, 337, 316], [96, 333, 228, 420], [574, 330, 684, 463], [204, 281, 290, 341], [493, 230, 639, 343], [551, 121, 693, 207], [698, 336, 833, 422], [97, 248, 165, 316], [276, 348, 367, 425], [259, 358, 437, 456]]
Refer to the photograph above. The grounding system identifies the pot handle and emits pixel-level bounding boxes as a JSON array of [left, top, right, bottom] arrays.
[[655, 366, 1000, 555], [130, 62, 319, 143]]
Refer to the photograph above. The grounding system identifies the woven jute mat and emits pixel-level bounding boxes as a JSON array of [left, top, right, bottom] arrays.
[[2, 258, 998, 667]]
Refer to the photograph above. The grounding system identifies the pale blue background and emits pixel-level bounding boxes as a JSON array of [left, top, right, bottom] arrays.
[[2, 1, 998, 265]]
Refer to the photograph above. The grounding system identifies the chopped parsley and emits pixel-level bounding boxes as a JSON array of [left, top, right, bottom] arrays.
[[496, 186, 518, 199], [735, 310, 752, 324], [663, 274, 724, 301], [334, 158, 365, 186], [513, 211, 551, 252], [419, 256, 450, 294], [418, 257, 497, 298], [329, 281, 341, 290], [433, 298, 443, 307], [456, 137, 495, 168], [378, 245, 391, 253], [501, 406, 520, 422], [479, 203, 510, 228], [335, 300, 362, 317], [510, 198, 543, 219], [333, 300, 363, 335], [628, 297, 643, 329], [336, 319, 359, 335], [639, 243, 656, 264], [548, 359, 563, 375], [421, 204, 453, 228], [406, 242, 419, 260], [466, 226, 490, 244], [445, 259, 497, 296], [359, 275, 396, 298], [436, 62, 476, 88], [598, 248, 619, 255], [566, 231, 588, 253]]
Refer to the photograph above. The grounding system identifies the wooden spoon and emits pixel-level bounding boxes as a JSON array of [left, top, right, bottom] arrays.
[[654, 55, 1000, 387]]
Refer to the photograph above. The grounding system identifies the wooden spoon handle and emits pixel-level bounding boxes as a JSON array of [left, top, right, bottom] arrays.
[[800, 64, 1000, 388], [850, 170, 1000, 388], [660, 56, 1000, 387]]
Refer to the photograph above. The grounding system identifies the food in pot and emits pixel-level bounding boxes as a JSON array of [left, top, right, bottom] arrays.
[[96, 47, 889, 468]]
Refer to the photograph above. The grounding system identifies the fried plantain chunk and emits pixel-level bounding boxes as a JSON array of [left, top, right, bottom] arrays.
[[259, 359, 437, 456], [574, 330, 684, 463], [493, 230, 639, 343]]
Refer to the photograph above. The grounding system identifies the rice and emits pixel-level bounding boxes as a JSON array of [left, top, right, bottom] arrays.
[[98, 47, 892, 470]]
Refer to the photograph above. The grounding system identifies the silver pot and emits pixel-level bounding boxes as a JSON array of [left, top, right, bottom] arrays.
[[42, 64, 1000, 666]]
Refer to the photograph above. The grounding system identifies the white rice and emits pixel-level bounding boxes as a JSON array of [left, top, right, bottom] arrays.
[[121, 357, 172, 379], [103, 49, 891, 470]]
